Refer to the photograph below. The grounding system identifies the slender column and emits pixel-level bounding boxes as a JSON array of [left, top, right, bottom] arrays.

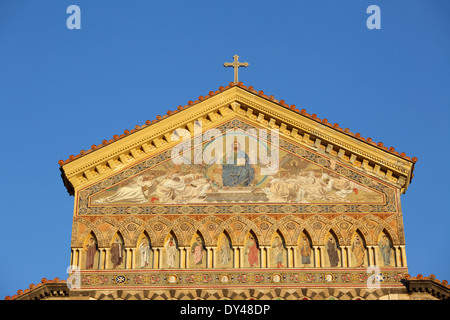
[[99, 248, 105, 270], [373, 246, 379, 267], [286, 246, 293, 268], [340, 246, 346, 267], [367, 246, 374, 266], [180, 247, 186, 268], [233, 247, 239, 268], [130, 248, 135, 269], [210, 247, 216, 269], [313, 246, 319, 268], [158, 248, 163, 269], [239, 246, 244, 268], [400, 245, 407, 267], [206, 247, 213, 268], [70, 249, 74, 267], [293, 247, 298, 268], [319, 246, 325, 268], [261, 246, 267, 268], [345, 246, 352, 268], [394, 246, 400, 267], [105, 248, 110, 269], [152, 248, 159, 269], [185, 247, 190, 269], [131, 248, 136, 269], [72, 249, 78, 267]]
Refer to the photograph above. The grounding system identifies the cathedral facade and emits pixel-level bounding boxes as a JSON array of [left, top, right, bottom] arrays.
[[7, 82, 449, 300]]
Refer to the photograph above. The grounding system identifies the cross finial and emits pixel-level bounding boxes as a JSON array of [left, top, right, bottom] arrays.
[[223, 55, 249, 84]]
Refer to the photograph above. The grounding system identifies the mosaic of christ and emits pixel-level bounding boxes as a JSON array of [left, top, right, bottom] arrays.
[[90, 134, 383, 206]]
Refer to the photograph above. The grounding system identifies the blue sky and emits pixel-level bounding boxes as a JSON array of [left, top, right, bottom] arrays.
[[0, 0, 449, 299]]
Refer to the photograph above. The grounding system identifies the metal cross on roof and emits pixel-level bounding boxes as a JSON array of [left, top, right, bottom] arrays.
[[223, 55, 249, 84]]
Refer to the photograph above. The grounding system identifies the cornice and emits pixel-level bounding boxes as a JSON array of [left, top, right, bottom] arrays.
[[59, 84, 416, 195]]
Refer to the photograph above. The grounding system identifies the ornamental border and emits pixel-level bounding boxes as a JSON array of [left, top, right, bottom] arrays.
[[76, 118, 399, 216], [77, 267, 407, 289]]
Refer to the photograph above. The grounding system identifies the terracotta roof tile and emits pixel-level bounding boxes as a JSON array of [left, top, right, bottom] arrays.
[[58, 83, 418, 166], [5, 277, 67, 300], [404, 274, 450, 288]]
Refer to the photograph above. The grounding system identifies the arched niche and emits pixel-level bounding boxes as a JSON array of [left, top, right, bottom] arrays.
[[110, 232, 125, 269], [162, 232, 180, 269], [269, 231, 287, 268], [297, 230, 314, 267], [350, 230, 368, 268], [136, 232, 153, 269], [243, 231, 260, 268], [189, 231, 207, 269], [82, 232, 99, 270], [216, 231, 233, 269], [377, 229, 395, 267], [324, 230, 341, 268]]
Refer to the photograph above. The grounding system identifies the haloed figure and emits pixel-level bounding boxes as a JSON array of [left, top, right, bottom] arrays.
[[111, 238, 123, 269], [191, 237, 205, 266], [139, 240, 151, 268], [379, 235, 393, 267], [245, 236, 259, 267], [272, 236, 285, 268], [220, 238, 232, 266], [222, 141, 255, 188], [299, 235, 311, 266], [85, 237, 97, 270]]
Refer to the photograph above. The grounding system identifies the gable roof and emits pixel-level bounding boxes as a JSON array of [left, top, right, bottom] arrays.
[[59, 82, 417, 195]]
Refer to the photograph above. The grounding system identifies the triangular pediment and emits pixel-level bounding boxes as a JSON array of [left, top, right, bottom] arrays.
[[74, 116, 400, 216], [60, 84, 415, 197]]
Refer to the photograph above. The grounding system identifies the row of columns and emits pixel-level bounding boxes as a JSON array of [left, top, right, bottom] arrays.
[[71, 245, 407, 270]]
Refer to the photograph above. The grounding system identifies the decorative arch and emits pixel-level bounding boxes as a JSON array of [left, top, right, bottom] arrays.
[[97, 216, 132, 247], [213, 222, 238, 246], [75, 218, 106, 248], [232, 216, 263, 245], [286, 216, 318, 246], [131, 223, 158, 248], [142, 216, 173, 246], [262, 215, 291, 246], [373, 219, 400, 245], [319, 226, 345, 246], [346, 223, 370, 247], [159, 225, 184, 248], [179, 218, 213, 247]]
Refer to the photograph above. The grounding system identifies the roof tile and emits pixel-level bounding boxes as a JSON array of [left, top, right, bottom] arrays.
[[58, 83, 418, 166]]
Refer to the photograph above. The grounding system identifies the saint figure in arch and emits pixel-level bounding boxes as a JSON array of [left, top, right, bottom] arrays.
[[191, 237, 205, 266], [245, 235, 259, 267], [139, 239, 151, 268], [85, 237, 98, 270], [352, 235, 365, 267], [378, 235, 393, 266]]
